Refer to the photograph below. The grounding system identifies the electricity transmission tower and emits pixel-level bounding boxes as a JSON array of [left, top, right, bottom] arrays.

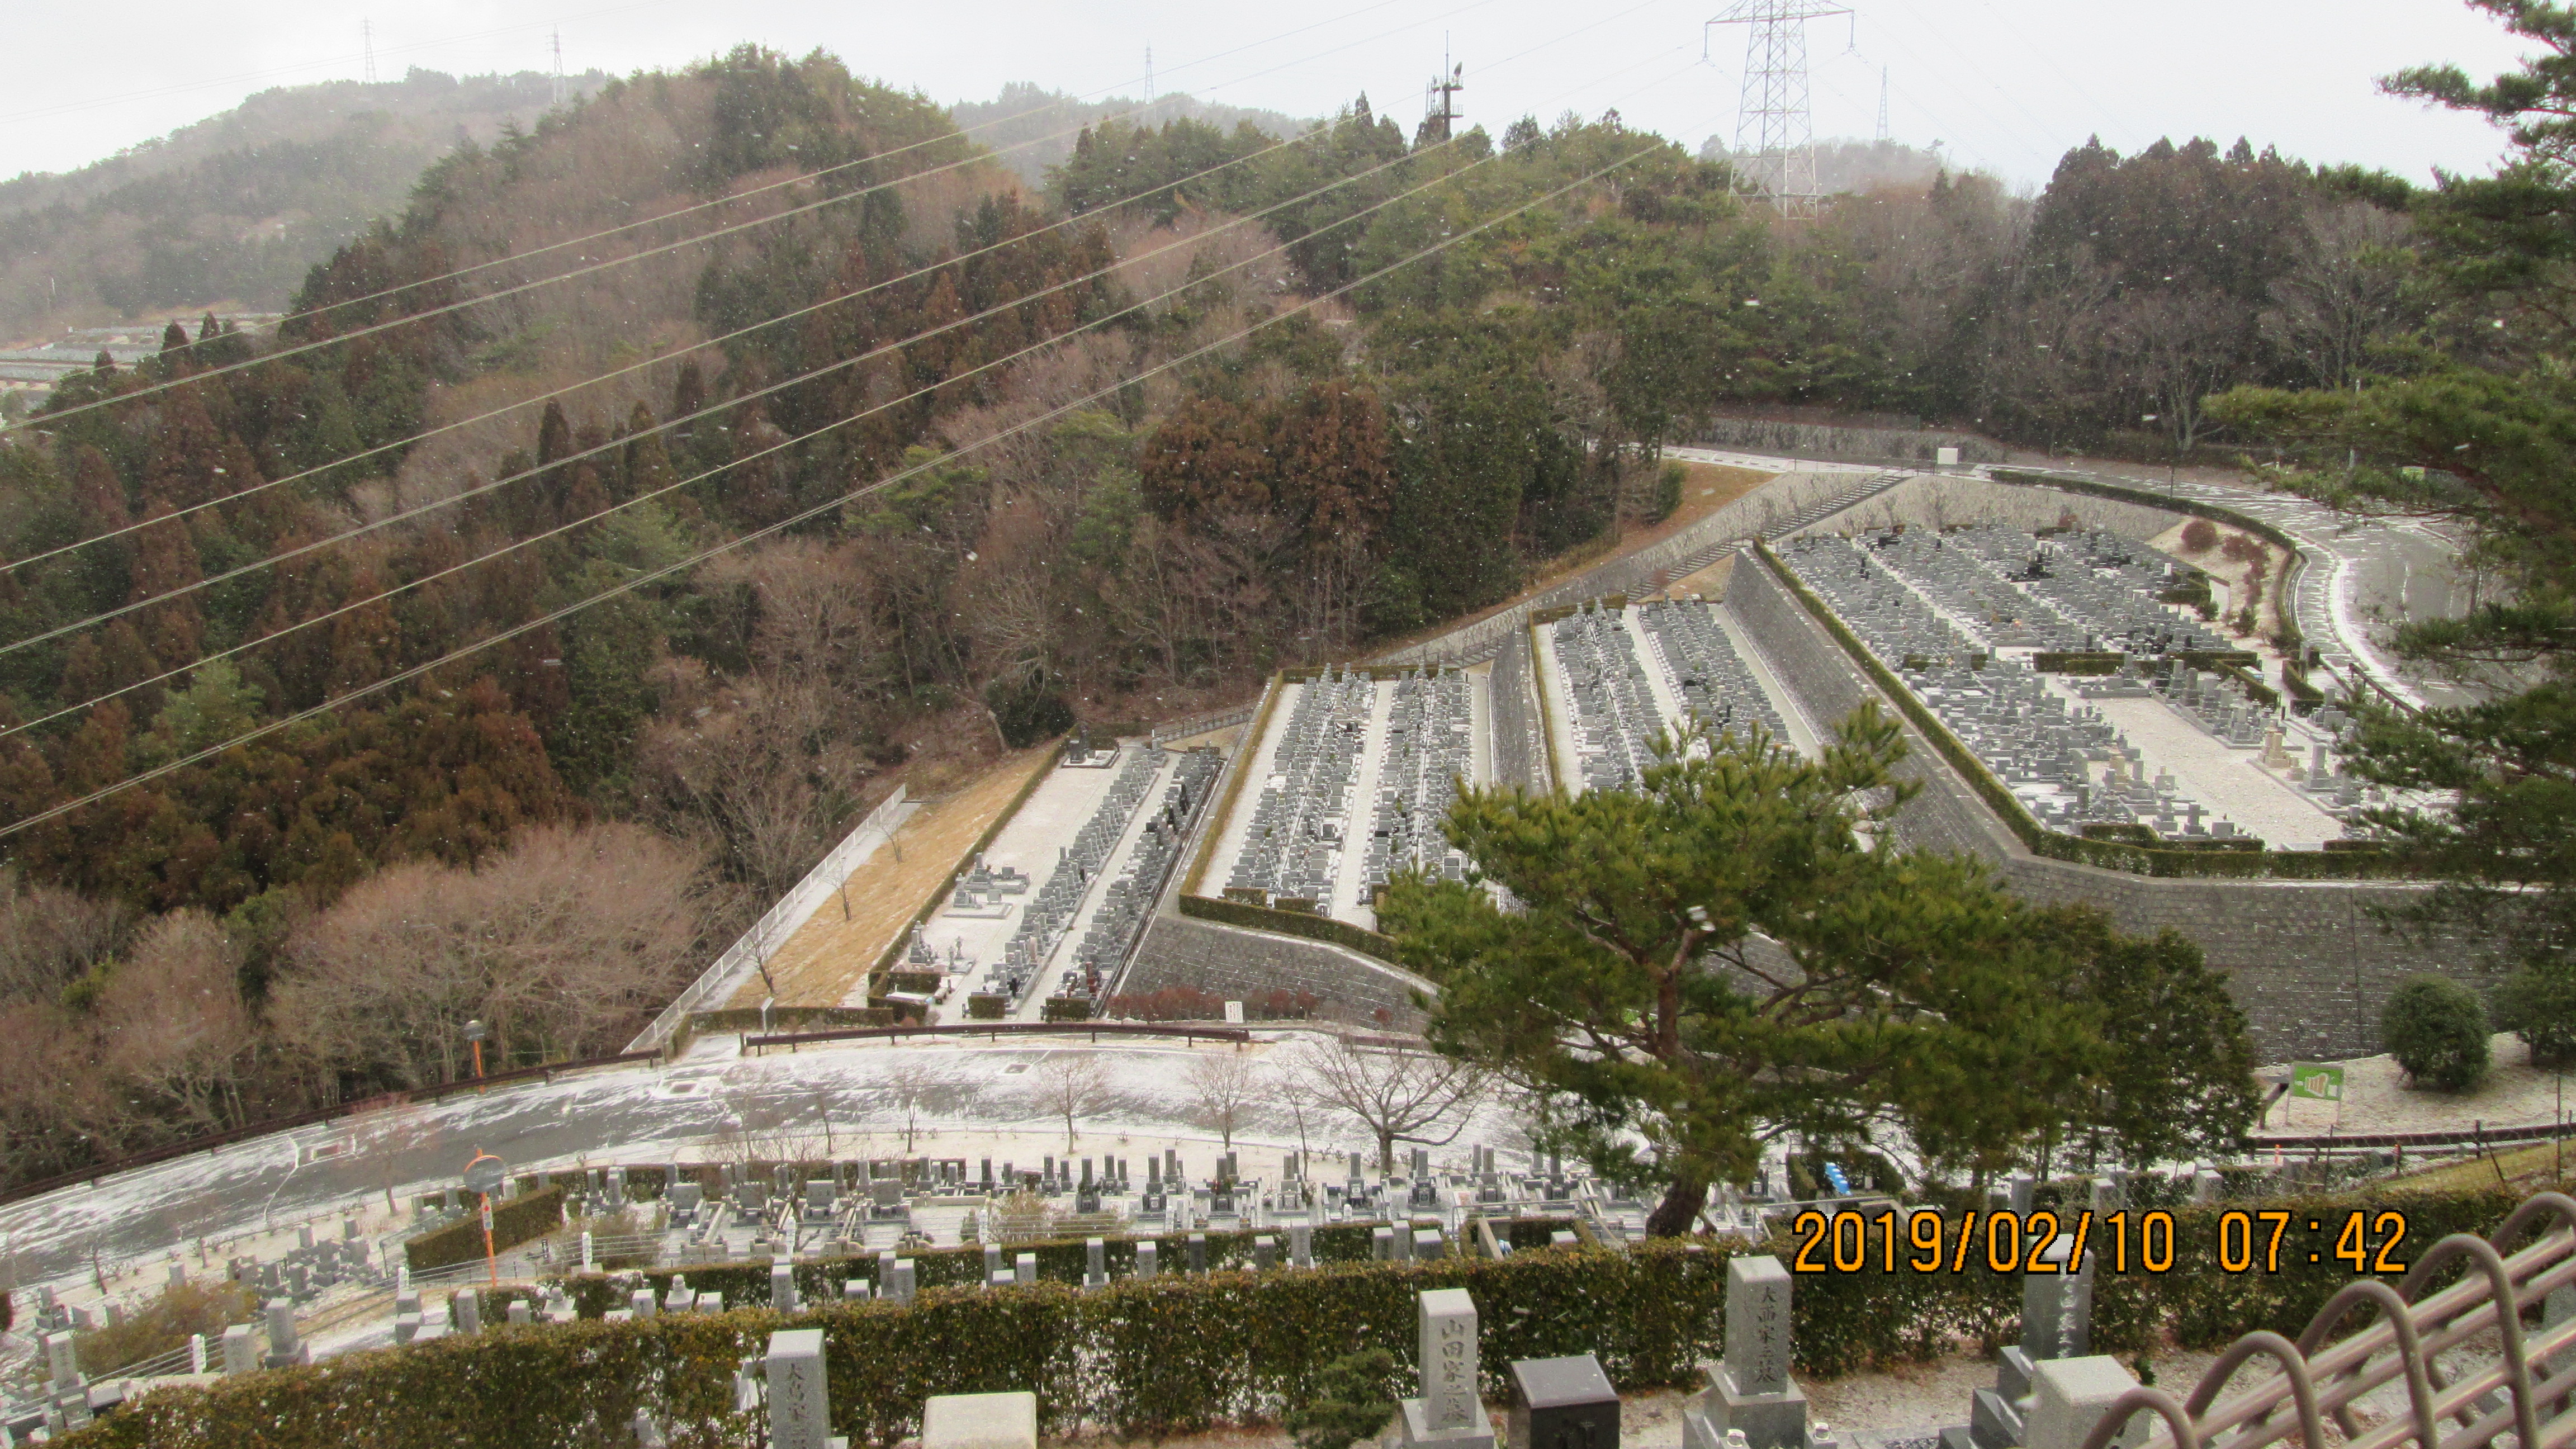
[[551, 30, 566, 109], [362, 20, 378, 86], [1707, 0, 1849, 219]]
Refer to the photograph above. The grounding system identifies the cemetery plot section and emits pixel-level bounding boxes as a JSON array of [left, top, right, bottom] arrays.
[[1204, 667, 1491, 930], [895, 744, 1219, 1022], [1533, 599, 1814, 795], [1778, 530, 2370, 848]]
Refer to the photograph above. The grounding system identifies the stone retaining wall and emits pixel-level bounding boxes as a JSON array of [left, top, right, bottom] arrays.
[[1724, 547, 2483, 1062], [1120, 915, 1429, 1028]]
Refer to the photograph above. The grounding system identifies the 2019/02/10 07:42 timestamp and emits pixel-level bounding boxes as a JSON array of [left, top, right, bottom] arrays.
[[1784, 1206, 2412, 1275]]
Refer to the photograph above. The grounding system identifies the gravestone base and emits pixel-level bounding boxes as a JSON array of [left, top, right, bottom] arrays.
[[1682, 1361, 1809, 1449], [1391, 1396, 1497, 1449]]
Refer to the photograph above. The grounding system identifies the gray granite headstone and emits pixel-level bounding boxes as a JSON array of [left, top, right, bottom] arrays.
[[774, 1263, 799, 1313], [221, 1323, 258, 1375], [2020, 1235, 2094, 1361], [1135, 1241, 1158, 1278], [1724, 1257, 1790, 1396], [1397, 1287, 1494, 1449], [768, 1327, 830, 1449]]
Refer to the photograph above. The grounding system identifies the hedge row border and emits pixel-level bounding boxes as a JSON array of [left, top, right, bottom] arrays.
[[74, 1185, 2523, 1449]]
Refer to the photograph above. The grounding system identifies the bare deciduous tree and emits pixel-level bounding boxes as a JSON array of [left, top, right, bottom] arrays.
[[1298, 1035, 1486, 1173], [1183, 1049, 1259, 1152], [1031, 1053, 1112, 1153], [269, 823, 709, 1092]]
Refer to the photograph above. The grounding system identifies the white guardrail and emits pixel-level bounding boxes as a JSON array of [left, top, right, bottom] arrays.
[[626, 785, 910, 1053]]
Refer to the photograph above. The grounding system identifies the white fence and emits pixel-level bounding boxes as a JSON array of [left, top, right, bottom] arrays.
[[627, 785, 911, 1052]]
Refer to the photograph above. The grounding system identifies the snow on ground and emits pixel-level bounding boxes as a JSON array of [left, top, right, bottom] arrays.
[[0, 1031, 1526, 1315], [2260, 1031, 2576, 1138]]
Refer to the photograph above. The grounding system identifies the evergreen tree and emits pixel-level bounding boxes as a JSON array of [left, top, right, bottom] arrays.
[[1380, 715, 2255, 1232]]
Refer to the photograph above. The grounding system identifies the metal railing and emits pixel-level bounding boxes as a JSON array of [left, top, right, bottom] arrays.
[[2086, 1189, 2576, 1449], [628, 784, 910, 1052], [742, 1021, 1252, 1053]]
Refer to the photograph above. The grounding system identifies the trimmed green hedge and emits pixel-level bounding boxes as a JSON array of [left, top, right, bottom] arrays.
[[1754, 543, 2398, 881], [406, 1187, 567, 1273], [74, 1185, 2528, 1449], [1183, 679, 1285, 896], [2030, 652, 2127, 675], [1177, 893, 1404, 964]]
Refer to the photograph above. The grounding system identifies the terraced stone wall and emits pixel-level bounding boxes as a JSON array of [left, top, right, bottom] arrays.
[[1725, 550, 2485, 1062]]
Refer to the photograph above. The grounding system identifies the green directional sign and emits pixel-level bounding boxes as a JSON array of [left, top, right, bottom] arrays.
[[2289, 1063, 2345, 1102]]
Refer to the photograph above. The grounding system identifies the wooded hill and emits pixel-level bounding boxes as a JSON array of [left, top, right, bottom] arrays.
[[0, 42, 2433, 1192], [0, 68, 608, 340]]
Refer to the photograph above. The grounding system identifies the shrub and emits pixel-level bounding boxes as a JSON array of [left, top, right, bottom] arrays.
[[406, 1186, 567, 1272], [1647, 461, 1686, 523], [2382, 976, 2492, 1091], [1285, 1347, 1399, 1449], [68, 1279, 257, 1381], [2493, 960, 2576, 1066], [2180, 518, 2219, 553], [967, 993, 1006, 1020]]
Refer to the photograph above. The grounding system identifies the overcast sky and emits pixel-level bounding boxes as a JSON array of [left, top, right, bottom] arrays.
[[0, 0, 2540, 189]]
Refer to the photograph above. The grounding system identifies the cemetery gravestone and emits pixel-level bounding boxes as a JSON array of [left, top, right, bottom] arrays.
[[923, 1391, 1039, 1449], [2022, 1357, 2144, 1449], [767, 1328, 835, 1449], [1681, 1256, 1807, 1449], [1135, 1242, 1158, 1278], [264, 1299, 307, 1368], [1086, 1238, 1107, 1290], [221, 1324, 258, 1375], [1397, 1287, 1495, 1449], [1509, 1354, 1619, 1449], [774, 1263, 801, 1313]]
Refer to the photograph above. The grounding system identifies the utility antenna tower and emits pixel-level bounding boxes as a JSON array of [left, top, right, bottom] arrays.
[[1707, 0, 1849, 219], [1875, 65, 1890, 143], [1422, 39, 1464, 145], [551, 30, 566, 108], [1144, 46, 1155, 106], [362, 20, 378, 85]]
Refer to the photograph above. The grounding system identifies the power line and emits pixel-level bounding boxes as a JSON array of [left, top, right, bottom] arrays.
[[3, 0, 1671, 594], [1, 58, 1708, 738], [11, 0, 1493, 436], [0, 115, 1709, 845]]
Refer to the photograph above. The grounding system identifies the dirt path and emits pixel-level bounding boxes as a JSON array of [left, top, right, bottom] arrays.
[[730, 746, 1058, 1010]]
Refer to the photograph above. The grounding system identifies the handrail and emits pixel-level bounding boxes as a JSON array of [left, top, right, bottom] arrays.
[[741, 1021, 1252, 1053]]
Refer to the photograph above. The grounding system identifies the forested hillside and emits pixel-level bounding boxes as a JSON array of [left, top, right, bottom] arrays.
[[0, 40, 2435, 1192], [0, 68, 606, 339]]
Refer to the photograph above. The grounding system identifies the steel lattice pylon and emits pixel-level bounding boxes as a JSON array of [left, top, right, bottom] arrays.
[[1708, 0, 1849, 220]]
